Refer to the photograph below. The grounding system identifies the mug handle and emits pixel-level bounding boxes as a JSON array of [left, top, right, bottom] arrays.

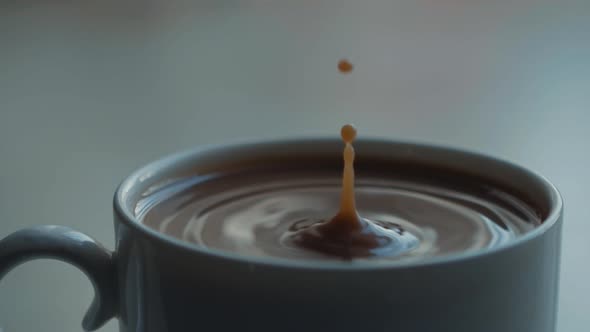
[[0, 225, 117, 331]]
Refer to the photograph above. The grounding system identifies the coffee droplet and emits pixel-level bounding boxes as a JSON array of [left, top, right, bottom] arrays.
[[288, 125, 420, 259], [341, 123, 357, 143], [338, 59, 353, 73]]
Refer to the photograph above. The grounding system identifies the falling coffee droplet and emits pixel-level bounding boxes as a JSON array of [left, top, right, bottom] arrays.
[[338, 59, 353, 73]]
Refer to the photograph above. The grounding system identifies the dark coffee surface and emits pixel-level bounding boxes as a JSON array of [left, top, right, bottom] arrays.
[[137, 163, 541, 263]]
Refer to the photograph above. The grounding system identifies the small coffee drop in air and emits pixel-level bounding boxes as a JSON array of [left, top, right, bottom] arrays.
[[340, 123, 357, 143], [338, 59, 353, 73]]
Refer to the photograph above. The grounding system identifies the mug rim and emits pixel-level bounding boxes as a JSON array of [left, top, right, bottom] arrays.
[[113, 137, 563, 270]]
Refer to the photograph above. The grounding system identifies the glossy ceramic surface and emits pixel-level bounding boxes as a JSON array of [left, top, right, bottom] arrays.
[[0, 139, 562, 332]]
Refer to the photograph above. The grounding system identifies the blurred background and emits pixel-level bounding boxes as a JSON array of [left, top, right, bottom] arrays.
[[0, 0, 588, 331]]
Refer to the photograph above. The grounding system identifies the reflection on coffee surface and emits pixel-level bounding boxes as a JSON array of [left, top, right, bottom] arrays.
[[136, 125, 542, 263]]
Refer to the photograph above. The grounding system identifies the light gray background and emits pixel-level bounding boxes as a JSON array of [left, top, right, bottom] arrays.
[[0, 1, 588, 331]]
